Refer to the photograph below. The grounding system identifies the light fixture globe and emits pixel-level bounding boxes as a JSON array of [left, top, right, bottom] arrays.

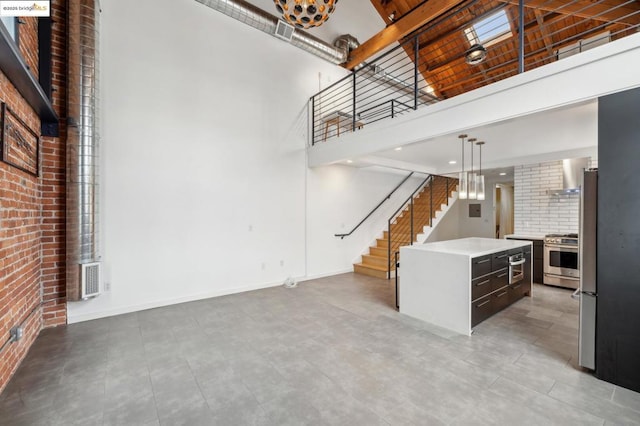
[[274, 0, 338, 29], [465, 44, 487, 65]]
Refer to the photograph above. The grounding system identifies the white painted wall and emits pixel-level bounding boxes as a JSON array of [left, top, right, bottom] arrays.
[[425, 200, 461, 242], [306, 166, 425, 278], [67, 0, 405, 322], [426, 177, 512, 242]]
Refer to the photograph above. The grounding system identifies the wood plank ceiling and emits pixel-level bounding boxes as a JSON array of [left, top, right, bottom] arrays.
[[360, 0, 640, 100]]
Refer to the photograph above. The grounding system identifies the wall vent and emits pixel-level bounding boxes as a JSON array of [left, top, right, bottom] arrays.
[[275, 19, 294, 41], [81, 262, 101, 299]]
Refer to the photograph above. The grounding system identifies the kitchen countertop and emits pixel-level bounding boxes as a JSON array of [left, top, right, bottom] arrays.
[[404, 237, 531, 257], [504, 233, 546, 240]]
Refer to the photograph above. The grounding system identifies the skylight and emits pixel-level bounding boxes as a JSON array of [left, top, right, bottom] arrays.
[[465, 9, 512, 47]]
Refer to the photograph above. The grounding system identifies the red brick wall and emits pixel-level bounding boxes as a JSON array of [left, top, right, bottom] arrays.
[[0, 0, 67, 394], [41, 1, 67, 328]]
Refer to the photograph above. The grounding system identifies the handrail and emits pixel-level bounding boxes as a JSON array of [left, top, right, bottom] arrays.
[[334, 172, 415, 239], [386, 175, 457, 278], [310, 0, 640, 145], [388, 174, 432, 278], [358, 98, 414, 119], [388, 175, 431, 222]]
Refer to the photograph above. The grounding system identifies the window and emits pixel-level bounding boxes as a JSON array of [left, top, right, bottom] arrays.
[[1, 16, 19, 45], [464, 9, 512, 47]]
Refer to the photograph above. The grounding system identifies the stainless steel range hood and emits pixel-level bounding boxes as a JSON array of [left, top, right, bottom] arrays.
[[548, 158, 589, 195]]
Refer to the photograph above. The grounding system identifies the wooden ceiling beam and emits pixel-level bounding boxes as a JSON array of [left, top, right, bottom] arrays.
[[370, 0, 394, 26], [425, 12, 569, 76], [499, 0, 640, 27], [437, 21, 614, 94], [344, 0, 466, 70], [535, 10, 556, 58]]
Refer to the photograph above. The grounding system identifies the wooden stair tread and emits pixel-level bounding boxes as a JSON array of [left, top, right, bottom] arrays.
[[354, 262, 387, 271], [354, 178, 458, 277]]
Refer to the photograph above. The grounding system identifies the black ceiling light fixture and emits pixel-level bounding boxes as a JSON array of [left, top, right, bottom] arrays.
[[465, 43, 487, 65], [274, 0, 338, 29]]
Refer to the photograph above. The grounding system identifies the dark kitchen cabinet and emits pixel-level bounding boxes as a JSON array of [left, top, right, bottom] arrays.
[[470, 248, 530, 328], [506, 237, 543, 283], [491, 251, 509, 271], [471, 275, 492, 300], [471, 293, 493, 326], [491, 268, 509, 292], [597, 87, 640, 393], [523, 247, 532, 296], [472, 254, 491, 278]]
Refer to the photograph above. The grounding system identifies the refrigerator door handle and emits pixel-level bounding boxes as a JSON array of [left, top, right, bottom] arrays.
[[571, 288, 581, 300]]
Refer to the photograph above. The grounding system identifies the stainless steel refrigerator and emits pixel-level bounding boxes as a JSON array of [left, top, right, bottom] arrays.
[[578, 169, 597, 370]]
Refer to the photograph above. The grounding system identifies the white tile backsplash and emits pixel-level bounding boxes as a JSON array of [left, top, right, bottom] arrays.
[[514, 159, 594, 235]]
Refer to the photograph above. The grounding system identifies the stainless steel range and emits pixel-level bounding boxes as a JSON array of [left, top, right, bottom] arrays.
[[544, 233, 579, 289]]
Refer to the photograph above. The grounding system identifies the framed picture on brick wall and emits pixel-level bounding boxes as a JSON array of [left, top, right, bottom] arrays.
[[0, 102, 40, 176]]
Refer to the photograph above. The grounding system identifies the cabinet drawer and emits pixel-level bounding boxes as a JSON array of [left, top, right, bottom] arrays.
[[492, 251, 509, 271], [491, 268, 509, 292], [493, 287, 510, 312], [472, 276, 493, 301], [471, 294, 493, 327], [508, 247, 523, 256], [508, 283, 525, 304], [472, 255, 492, 278]]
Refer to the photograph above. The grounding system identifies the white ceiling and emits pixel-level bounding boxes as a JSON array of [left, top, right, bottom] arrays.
[[352, 100, 598, 176]]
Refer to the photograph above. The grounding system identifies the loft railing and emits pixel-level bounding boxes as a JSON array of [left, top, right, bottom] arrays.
[[310, 0, 640, 145], [386, 175, 456, 278]]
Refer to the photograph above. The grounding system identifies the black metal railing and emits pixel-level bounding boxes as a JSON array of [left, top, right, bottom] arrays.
[[335, 172, 414, 239], [386, 175, 456, 279], [395, 250, 400, 310], [310, 0, 640, 145]]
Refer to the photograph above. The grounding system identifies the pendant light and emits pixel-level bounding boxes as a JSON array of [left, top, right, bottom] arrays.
[[274, 0, 338, 29], [468, 138, 477, 200], [458, 134, 468, 199], [476, 141, 486, 200]]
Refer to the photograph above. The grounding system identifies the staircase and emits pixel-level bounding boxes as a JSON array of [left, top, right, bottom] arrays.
[[354, 175, 458, 279]]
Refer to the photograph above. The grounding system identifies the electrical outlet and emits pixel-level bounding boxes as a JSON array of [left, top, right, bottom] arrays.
[[104, 281, 111, 292], [280, 260, 284, 267], [10, 326, 23, 342], [261, 262, 266, 271]]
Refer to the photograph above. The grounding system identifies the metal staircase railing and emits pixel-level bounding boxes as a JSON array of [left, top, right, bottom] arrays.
[[386, 175, 456, 278], [334, 172, 414, 239]]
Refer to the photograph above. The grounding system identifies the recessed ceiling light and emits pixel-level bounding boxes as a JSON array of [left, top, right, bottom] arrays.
[[394, 147, 402, 151], [448, 160, 457, 165], [346, 160, 353, 164], [499, 172, 507, 176]]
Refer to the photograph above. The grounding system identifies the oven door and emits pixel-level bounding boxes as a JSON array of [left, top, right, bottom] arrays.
[[544, 244, 579, 278], [509, 258, 526, 284]]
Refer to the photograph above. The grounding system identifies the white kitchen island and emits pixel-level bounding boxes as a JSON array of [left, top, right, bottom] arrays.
[[399, 237, 532, 335]]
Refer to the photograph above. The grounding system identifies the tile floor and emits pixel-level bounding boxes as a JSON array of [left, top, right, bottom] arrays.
[[1, 273, 639, 425]]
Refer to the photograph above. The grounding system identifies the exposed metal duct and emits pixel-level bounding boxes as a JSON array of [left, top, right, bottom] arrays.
[[195, 0, 349, 64], [195, 0, 439, 106], [66, 0, 101, 301], [361, 64, 440, 104], [333, 34, 360, 54]]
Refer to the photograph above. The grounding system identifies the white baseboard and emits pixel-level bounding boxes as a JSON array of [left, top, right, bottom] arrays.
[[67, 269, 356, 324], [66, 279, 285, 324], [298, 268, 353, 282]]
